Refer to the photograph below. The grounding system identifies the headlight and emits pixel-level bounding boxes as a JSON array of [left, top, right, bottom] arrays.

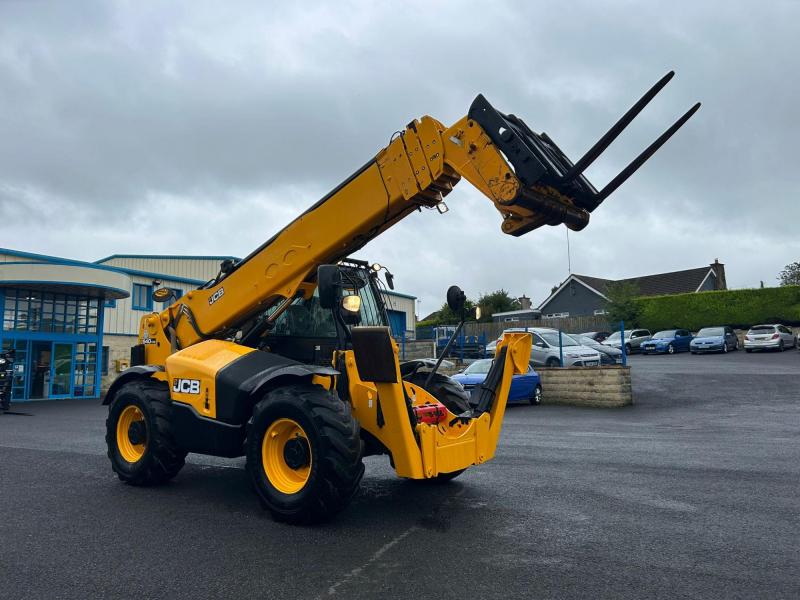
[[341, 295, 361, 313], [0, 359, 5, 365], [566, 353, 579, 358]]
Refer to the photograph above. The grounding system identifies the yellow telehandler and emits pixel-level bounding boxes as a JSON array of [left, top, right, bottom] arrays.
[[104, 73, 698, 522]]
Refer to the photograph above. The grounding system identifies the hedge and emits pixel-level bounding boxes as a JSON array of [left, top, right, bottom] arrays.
[[637, 286, 800, 331]]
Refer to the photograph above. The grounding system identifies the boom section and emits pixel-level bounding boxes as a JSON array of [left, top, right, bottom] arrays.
[[140, 85, 698, 365]]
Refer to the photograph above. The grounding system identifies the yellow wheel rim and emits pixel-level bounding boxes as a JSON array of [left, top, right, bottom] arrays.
[[116, 405, 147, 463], [262, 418, 312, 494]]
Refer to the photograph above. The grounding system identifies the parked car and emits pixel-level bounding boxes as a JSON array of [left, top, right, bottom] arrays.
[[485, 338, 498, 356], [528, 328, 602, 367], [744, 324, 797, 352], [603, 329, 651, 354], [580, 331, 612, 343], [571, 334, 623, 365], [690, 326, 738, 354], [640, 329, 694, 354], [452, 358, 542, 405]]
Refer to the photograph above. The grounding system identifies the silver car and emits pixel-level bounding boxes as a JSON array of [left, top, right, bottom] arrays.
[[744, 324, 797, 352], [527, 328, 601, 367], [603, 328, 651, 354]]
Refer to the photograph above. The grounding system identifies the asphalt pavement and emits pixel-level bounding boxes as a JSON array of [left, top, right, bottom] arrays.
[[1, 350, 798, 599]]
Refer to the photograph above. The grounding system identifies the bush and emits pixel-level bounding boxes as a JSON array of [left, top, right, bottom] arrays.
[[637, 286, 800, 331]]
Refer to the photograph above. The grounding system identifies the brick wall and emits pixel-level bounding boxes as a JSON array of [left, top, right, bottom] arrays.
[[537, 366, 632, 407]]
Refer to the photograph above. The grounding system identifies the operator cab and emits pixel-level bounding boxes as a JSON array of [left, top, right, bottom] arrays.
[[259, 260, 391, 365]]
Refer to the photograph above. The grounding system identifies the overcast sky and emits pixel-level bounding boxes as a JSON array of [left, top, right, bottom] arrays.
[[1, 1, 798, 316]]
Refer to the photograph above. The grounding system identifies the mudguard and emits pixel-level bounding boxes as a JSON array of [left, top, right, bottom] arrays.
[[214, 349, 338, 425], [102, 365, 164, 405]]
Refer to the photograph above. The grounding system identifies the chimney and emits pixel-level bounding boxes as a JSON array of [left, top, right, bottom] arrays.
[[711, 259, 727, 290], [518, 295, 531, 310]]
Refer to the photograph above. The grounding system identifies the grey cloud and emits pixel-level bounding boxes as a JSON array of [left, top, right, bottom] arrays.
[[1, 0, 798, 313]]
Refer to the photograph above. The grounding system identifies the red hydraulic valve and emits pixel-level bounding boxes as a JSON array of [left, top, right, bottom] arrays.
[[413, 401, 449, 424]]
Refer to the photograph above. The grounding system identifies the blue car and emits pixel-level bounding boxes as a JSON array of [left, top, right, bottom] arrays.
[[640, 329, 694, 354], [451, 358, 542, 405], [690, 325, 739, 354]]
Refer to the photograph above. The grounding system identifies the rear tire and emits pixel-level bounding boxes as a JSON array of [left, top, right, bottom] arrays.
[[625, 343, 632, 355], [746, 349, 752, 353], [246, 383, 364, 524], [778, 341, 785, 352], [105, 379, 186, 486], [405, 371, 470, 415], [530, 384, 542, 406]]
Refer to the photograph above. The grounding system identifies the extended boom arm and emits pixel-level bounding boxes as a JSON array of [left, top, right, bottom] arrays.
[[140, 75, 698, 364]]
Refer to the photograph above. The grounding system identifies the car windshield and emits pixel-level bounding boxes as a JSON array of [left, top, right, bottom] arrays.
[[697, 327, 724, 337], [653, 330, 677, 338], [538, 331, 578, 347], [575, 335, 596, 345], [463, 359, 493, 375], [749, 326, 775, 333], [605, 331, 630, 341]]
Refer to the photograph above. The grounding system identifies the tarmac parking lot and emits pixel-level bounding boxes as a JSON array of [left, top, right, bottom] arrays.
[[1, 350, 798, 599]]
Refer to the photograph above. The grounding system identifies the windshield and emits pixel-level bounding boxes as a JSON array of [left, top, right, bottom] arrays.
[[575, 335, 596, 345], [268, 267, 387, 338], [605, 331, 630, 342], [653, 330, 677, 338], [697, 327, 724, 337], [464, 359, 493, 375], [539, 331, 578, 347], [749, 325, 775, 333]]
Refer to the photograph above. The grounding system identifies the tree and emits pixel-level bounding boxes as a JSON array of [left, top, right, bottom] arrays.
[[604, 281, 642, 326], [778, 262, 800, 286], [476, 290, 519, 322]]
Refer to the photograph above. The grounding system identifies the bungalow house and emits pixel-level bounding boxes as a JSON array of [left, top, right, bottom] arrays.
[[536, 260, 727, 319]]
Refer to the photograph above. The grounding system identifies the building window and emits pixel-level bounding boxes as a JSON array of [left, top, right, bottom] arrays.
[[104, 298, 116, 308], [594, 309, 607, 315], [1, 289, 99, 334], [543, 312, 569, 319], [503, 317, 520, 322], [132, 284, 153, 311]]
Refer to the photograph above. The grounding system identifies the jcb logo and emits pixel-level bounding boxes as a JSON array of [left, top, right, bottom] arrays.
[[209, 288, 225, 306], [173, 378, 201, 395]]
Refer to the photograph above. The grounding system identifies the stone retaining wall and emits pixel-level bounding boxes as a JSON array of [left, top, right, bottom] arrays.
[[537, 366, 632, 408], [399, 340, 436, 360]]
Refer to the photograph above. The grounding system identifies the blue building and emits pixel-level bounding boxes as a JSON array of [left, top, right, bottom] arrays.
[[0, 248, 417, 402]]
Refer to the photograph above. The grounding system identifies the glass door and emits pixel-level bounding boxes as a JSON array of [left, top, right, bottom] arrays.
[[29, 341, 51, 399], [50, 343, 74, 398]]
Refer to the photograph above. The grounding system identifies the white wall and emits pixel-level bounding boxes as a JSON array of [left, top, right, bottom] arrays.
[[98, 257, 230, 282], [103, 273, 201, 335]]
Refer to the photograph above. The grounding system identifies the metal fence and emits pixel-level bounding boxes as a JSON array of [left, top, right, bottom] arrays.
[[460, 315, 611, 340]]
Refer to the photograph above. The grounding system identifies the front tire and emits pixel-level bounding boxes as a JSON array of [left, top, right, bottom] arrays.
[[106, 379, 186, 486], [667, 344, 675, 355], [246, 383, 363, 524], [722, 343, 728, 354], [545, 357, 560, 367], [625, 343, 633, 355]]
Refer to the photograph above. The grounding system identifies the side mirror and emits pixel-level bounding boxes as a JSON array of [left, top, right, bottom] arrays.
[[447, 285, 466, 315], [317, 265, 340, 309]]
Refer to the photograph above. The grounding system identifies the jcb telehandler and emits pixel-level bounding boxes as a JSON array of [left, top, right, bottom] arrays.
[[104, 73, 698, 523]]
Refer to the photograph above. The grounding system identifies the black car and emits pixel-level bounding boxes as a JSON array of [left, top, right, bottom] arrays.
[[580, 331, 612, 343], [572, 334, 623, 365]]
